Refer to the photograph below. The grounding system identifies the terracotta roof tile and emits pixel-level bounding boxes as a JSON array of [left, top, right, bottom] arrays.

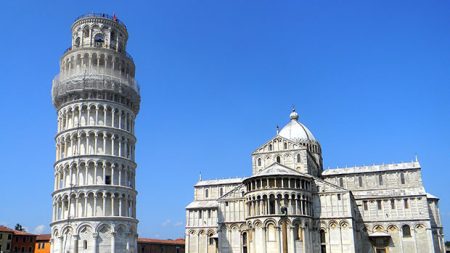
[[137, 238, 185, 246], [13, 230, 36, 236], [36, 234, 51, 241], [0, 225, 15, 233], [0, 225, 36, 236]]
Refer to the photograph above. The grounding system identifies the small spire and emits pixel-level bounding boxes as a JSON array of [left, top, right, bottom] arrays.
[[415, 154, 419, 162], [199, 171, 202, 181], [276, 125, 280, 134]]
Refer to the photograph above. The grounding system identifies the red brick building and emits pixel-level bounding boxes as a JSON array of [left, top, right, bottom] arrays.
[[137, 238, 185, 253], [0, 225, 36, 253], [11, 230, 36, 253]]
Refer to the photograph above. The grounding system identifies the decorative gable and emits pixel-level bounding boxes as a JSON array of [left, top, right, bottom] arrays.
[[252, 135, 304, 155]]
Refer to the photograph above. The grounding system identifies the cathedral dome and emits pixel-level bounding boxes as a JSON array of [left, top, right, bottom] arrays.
[[278, 109, 316, 142]]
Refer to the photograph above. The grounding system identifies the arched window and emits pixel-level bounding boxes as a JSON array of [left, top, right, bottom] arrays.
[[294, 225, 303, 241], [257, 158, 261, 166], [320, 229, 326, 253], [219, 188, 223, 196], [83, 240, 87, 249], [105, 175, 111, 185], [75, 37, 80, 47], [296, 154, 301, 163], [400, 172, 405, 184], [269, 144, 273, 151], [269, 196, 275, 214], [358, 176, 363, 187], [379, 174, 383, 185], [320, 229, 326, 243], [83, 27, 89, 38], [91, 53, 98, 66], [284, 142, 287, 149], [242, 232, 248, 253], [110, 31, 117, 49], [128, 201, 133, 216], [205, 189, 209, 198], [267, 224, 276, 241], [339, 178, 344, 187], [276, 156, 281, 163], [402, 225, 411, 237], [94, 33, 104, 47]]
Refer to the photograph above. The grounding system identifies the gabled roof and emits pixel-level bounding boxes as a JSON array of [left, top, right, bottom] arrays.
[[322, 161, 420, 176], [252, 135, 306, 154], [0, 225, 15, 233], [13, 230, 35, 236], [0, 225, 35, 236], [186, 200, 218, 209], [250, 163, 312, 178], [195, 178, 244, 187], [218, 184, 246, 201], [36, 234, 51, 241], [313, 177, 348, 192]]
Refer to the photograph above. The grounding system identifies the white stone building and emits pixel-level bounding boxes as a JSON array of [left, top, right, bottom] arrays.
[[185, 110, 445, 253], [50, 14, 140, 253]]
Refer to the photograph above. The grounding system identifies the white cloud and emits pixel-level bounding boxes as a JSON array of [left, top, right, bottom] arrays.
[[33, 225, 47, 234], [161, 219, 184, 228], [161, 219, 171, 227]]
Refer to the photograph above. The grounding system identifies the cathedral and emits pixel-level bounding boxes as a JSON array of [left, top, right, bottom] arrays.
[[185, 109, 445, 253]]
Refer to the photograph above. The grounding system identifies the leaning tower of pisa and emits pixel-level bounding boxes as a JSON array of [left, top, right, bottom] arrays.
[[50, 14, 140, 253]]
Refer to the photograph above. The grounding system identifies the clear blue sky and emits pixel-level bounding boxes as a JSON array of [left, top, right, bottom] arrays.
[[0, 0, 449, 240]]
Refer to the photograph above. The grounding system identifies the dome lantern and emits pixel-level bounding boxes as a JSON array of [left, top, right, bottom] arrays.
[[290, 108, 299, 121]]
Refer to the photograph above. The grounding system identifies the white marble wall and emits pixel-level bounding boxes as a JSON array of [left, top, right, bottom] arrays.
[[51, 14, 139, 253]]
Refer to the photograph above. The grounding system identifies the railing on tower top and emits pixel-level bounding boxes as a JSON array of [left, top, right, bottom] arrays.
[[51, 68, 140, 104], [75, 13, 127, 29], [56, 66, 139, 91]]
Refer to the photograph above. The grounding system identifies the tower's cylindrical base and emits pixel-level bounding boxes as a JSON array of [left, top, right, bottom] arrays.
[[50, 220, 138, 253]]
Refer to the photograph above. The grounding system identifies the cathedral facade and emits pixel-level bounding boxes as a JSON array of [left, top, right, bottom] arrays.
[[185, 110, 445, 253]]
